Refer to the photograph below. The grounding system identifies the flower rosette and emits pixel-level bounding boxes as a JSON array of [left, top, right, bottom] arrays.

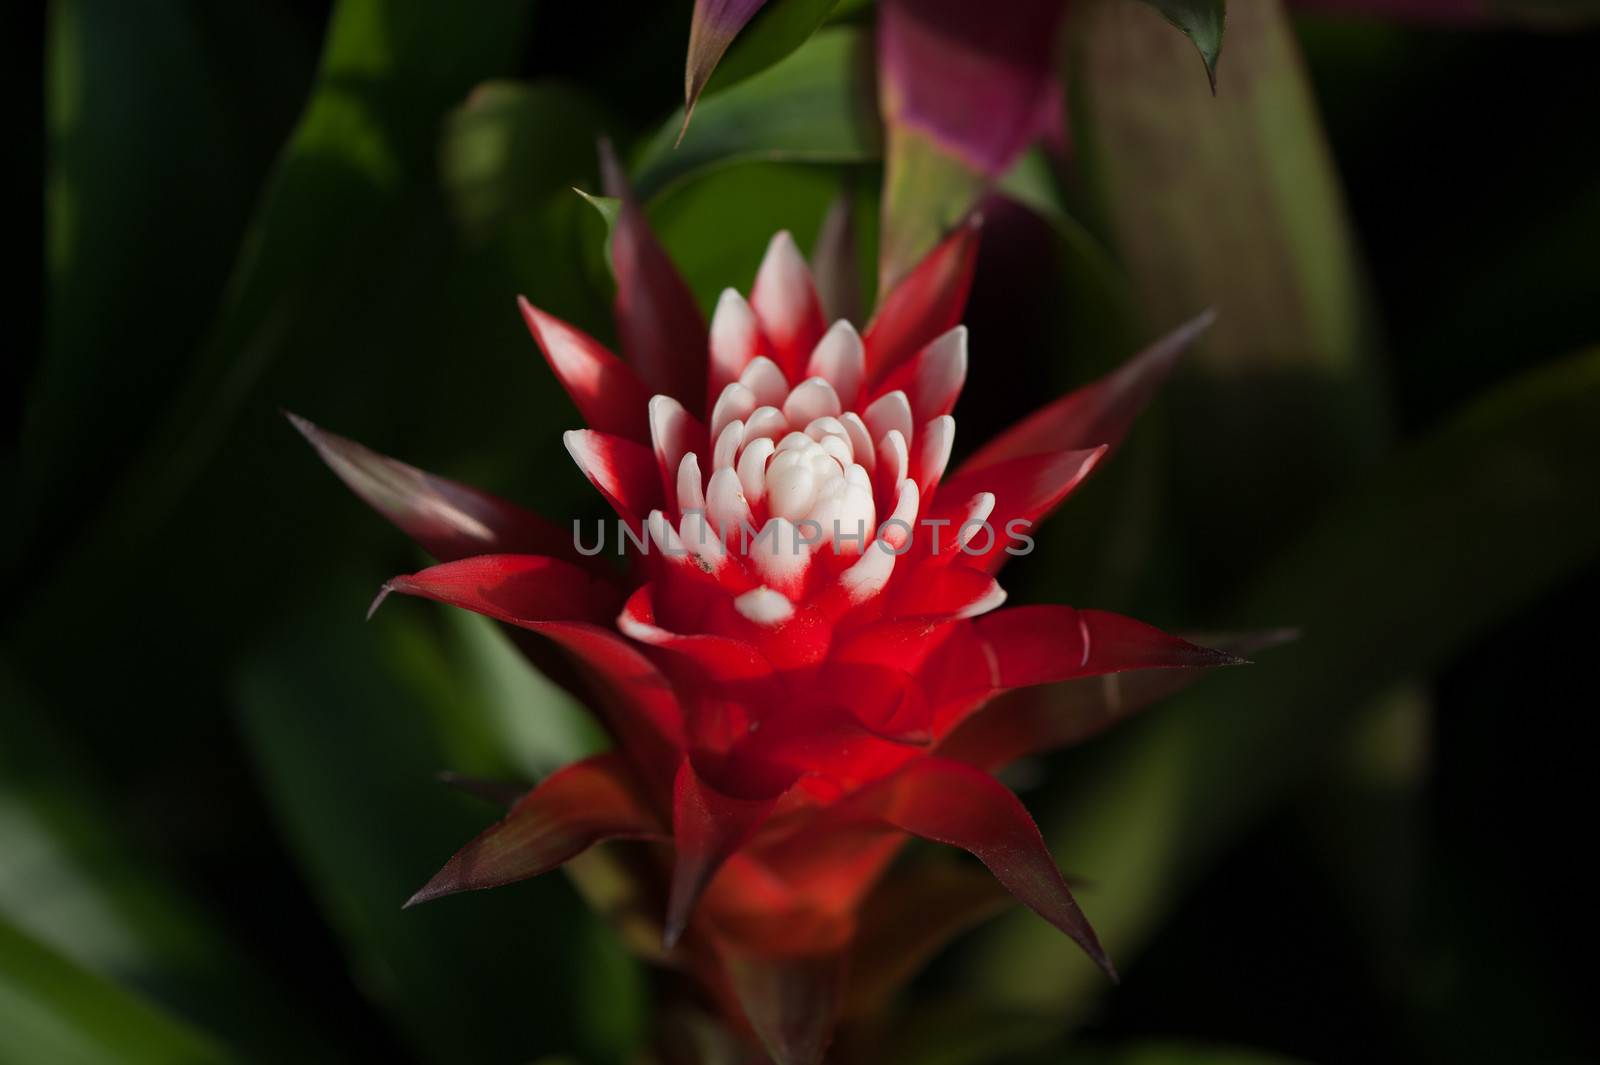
[[293, 167, 1238, 1063]]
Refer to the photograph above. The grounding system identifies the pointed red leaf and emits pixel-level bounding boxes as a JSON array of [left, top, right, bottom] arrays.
[[519, 297, 653, 443], [863, 216, 980, 385], [939, 629, 1288, 770], [564, 428, 663, 526], [288, 413, 574, 564], [932, 447, 1107, 572], [665, 758, 784, 948], [856, 757, 1116, 979], [406, 753, 664, 906], [724, 949, 844, 1065], [977, 605, 1247, 689], [601, 143, 709, 414], [381, 554, 616, 626], [959, 310, 1215, 474]]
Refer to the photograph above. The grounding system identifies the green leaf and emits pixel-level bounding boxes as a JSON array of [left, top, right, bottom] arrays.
[[574, 190, 623, 232], [700, 0, 845, 99], [976, 348, 1600, 1005], [1072, 1042, 1307, 1065], [439, 80, 609, 244], [648, 162, 846, 313], [635, 27, 880, 201], [0, 914, 233, 1065], [877, 126, 988, 292], [1068, 0, 1389, 590], [0, 666, 332, 1060], [234, 583, 646, 1065], [1138, 0, 1227, 89], [23, 0, 311, 562], [22, 0, 535, 617]]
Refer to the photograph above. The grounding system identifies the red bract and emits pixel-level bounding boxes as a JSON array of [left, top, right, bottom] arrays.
[[292, 193, 1237, 1063]]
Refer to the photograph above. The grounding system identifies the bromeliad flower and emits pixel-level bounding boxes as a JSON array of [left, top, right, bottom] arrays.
[[292, 170, 1237, 1063]]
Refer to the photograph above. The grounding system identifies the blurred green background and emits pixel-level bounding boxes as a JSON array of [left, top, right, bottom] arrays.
[[6, 0, 1599, 1062]]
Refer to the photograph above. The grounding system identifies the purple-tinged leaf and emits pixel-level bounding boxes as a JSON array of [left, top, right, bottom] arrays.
[[288, 413, 577, 565], [811, 191, 863, 324], [724, 950, 845, 1065], [684, 1, 771, 139]]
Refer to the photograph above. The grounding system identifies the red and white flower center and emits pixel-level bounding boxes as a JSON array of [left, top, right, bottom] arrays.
[[641, 253, 988, 628]]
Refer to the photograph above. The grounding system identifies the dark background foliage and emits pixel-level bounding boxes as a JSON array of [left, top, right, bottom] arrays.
[[5, 1, 1598, 1063]]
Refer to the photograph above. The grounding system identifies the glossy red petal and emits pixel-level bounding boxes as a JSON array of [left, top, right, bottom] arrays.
[[978, 605, 1246, 689], [564, 428, 663, 526], [288, 413, 574, 564], [831, 617, 960, 676], [601, 142, 709, 414], [381, 554, 616, 626], [619, 584, 775, 686], [882, 563, 1005, 621], [725, 950, 844, 1065], [932, 446, 1106, 572], [959, 310, 1215, 474], [519, 297, 653, 442], [863, 217, 981, 386], [665, 758, 785, 948], [818, 661, 933, 745], [406, 753, 664, 906], [856, 757, 1115, 979]]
